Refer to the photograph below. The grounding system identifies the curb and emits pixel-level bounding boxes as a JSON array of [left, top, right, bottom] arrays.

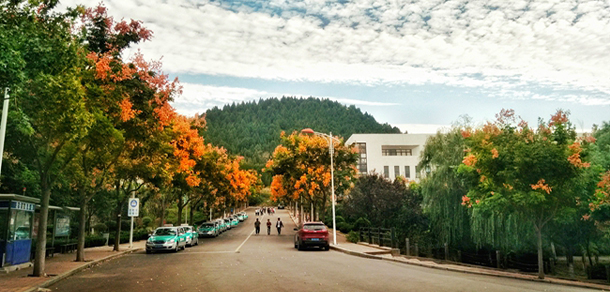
[[23, 247, 144, 292], [330, 245, 610, 291]]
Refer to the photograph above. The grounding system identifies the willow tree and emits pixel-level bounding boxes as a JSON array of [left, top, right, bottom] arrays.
[[459, 109, 593, 279]]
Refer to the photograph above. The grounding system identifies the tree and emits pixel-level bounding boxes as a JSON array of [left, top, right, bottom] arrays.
[[264, 131, 357, 222], [459, 109, 593, 279], [1, 1, 95, 276]]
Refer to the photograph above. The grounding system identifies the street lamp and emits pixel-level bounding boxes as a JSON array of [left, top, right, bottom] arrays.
[[301, 128, 340, 246]]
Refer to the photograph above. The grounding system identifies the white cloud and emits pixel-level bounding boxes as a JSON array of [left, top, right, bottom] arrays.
[[172, 83, 401, 116], [59, 0, 610, 105], [172, 83, 269, 116]]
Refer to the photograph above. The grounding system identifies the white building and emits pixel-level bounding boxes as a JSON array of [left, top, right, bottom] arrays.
[[345, 133, 433, 182]]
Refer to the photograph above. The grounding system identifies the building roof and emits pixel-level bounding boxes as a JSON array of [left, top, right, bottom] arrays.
[[0, 194, 41, 204]]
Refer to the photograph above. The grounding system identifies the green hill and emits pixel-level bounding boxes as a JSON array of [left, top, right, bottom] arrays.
[[202, 96, 401, 181]]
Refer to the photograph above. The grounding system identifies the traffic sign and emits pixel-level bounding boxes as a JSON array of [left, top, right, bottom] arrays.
[[128, 198, 139, 217]]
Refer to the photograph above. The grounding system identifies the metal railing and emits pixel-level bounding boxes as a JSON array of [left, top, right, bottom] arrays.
[[359, 227, 396, 248]]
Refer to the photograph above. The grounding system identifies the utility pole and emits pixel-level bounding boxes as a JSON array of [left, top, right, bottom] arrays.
[[0, 88, 11, 179]]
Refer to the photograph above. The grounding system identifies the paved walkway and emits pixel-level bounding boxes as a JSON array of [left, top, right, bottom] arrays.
[[0, 241, 145, 292], [288, 212, 610, 291]]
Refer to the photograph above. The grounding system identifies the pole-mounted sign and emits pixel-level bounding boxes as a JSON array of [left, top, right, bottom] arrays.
[[128, 198, 139, 217]]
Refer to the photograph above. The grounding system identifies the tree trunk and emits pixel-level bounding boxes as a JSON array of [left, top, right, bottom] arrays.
[[567, 248, 575, 278], [76, 191, 88, 261], [113, 208, 122, 252], [536, 226, 544, 279], [177, 202, 184, 226], [189, 204, 195, 226], [33, 177, 51, 276], [160, 194, 165, 227]]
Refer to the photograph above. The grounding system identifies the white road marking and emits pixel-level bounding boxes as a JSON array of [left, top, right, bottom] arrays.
[[234, 212, 266, 253]]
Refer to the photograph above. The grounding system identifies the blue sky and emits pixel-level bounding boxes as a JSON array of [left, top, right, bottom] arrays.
[[61, 0, 610, 133]]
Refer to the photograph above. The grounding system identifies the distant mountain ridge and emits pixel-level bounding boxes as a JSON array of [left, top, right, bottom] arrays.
[[201, 96, 401, 178]]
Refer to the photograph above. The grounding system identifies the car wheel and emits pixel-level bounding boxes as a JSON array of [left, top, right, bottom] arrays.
[[297, 240, 304, 251], [146, 249, 151, 254], [324, 245, 330, 251]]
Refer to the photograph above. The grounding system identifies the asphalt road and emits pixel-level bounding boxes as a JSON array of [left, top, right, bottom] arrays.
[[49, 209, 597, 292]]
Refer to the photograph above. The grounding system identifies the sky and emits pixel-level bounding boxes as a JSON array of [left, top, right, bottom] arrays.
[[60, 0, 609, 133]]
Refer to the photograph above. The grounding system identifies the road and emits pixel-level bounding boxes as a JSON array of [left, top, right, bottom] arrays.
[[49, 209, 597, 292]]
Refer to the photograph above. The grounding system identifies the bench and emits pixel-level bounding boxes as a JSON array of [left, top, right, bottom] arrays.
[[46, 246, 55, 258], [60, 243, 77, 254]]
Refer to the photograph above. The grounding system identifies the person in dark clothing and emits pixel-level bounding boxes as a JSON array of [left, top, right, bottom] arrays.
[[276, 218, 284, 235], [266, 219, 272, 235], [254, 218, 261, 234]]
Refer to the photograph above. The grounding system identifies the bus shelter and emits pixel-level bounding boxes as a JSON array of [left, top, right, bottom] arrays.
[[0, 194, 39, 267]]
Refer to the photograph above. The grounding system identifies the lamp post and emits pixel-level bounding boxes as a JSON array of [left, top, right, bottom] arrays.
[[301, 128, 339, 246]]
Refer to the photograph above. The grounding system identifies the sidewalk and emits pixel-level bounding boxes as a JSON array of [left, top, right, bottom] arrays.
[[0, 241, 145, 292]]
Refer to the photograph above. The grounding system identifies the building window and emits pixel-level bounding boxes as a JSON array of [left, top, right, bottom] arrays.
[[381, 146, 413, 156], [383, 166, 389, 179], [415, 166, 421, 179], [394, 166, 400, 178], [356, 143, 367, 174], [405, 166, 410, 178]]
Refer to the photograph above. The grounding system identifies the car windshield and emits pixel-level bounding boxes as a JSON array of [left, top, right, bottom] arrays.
[[303, 224, 326, 231], [154, 228, 176, 236], [202, 223, 214, 227]]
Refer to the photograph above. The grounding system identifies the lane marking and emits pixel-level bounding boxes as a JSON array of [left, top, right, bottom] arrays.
[[234, 211, 267, 253], [174, 251, 235, 254]]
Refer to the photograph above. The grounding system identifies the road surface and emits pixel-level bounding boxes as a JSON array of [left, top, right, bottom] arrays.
[[49, 209, 597, 292]]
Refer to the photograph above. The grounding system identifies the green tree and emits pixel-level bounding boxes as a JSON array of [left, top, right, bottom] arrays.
[[459, 109, 593, 279], [1, 1, 94, 276]]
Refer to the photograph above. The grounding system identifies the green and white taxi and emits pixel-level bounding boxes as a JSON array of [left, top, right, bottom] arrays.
[[146, 226, 187, 254], [181, 225, 199, 246], [198, 222, 219, 237]]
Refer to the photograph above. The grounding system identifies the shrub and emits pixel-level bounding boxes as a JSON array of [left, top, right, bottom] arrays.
[[352, 217, 371, 231], [92, 223, 108, 233], [336, 222, 353, 233], [346, 231, 360, 243], [587, 264, 609, 280], [142, 216, 153, 227]]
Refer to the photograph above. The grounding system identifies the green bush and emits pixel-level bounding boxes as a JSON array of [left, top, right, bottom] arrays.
[[92, 223, 108, 233], [85, 235, 107, 247], [346, 231, 360, 243], [142, 216, 153, 227], [587, 264, 609, 280], [336, 222, 353, 233], [353, 217, 371, 231]]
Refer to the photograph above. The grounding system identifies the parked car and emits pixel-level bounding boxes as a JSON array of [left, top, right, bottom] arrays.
[[216, 219, 226, 232], [181, 225, 199, 246], [198, 222, 219, 237], [294, 222, 329, 251], [278, 205, 285, 209], [146, 226, 187, 254], [240, 212, 248, 220], [230, 216, 239, 227], [237, 213, 245, 222], [224, 218, 233, 230]]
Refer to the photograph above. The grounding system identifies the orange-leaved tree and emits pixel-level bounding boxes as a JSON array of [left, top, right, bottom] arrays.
[[264, 131, 357, 222]]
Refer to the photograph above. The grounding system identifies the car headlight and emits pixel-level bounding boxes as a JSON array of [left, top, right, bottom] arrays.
[[167, 239, 175, 243], [148, 237, 154, 242]]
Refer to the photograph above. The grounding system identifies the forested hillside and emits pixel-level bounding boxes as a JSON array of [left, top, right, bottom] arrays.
[[202, 97, 401, 175]]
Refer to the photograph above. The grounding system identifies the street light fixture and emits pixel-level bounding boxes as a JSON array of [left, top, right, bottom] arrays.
[[301, 128, 340, 246]]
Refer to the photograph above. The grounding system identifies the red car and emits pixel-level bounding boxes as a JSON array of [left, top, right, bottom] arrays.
[[294, 222, 330, 251]]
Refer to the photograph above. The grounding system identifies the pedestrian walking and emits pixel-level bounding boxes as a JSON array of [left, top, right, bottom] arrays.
[[254, 218, 261, 234], [266, 219, 272, 235], [276, 218, 284, 235], [255, 209, 259, 216]]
